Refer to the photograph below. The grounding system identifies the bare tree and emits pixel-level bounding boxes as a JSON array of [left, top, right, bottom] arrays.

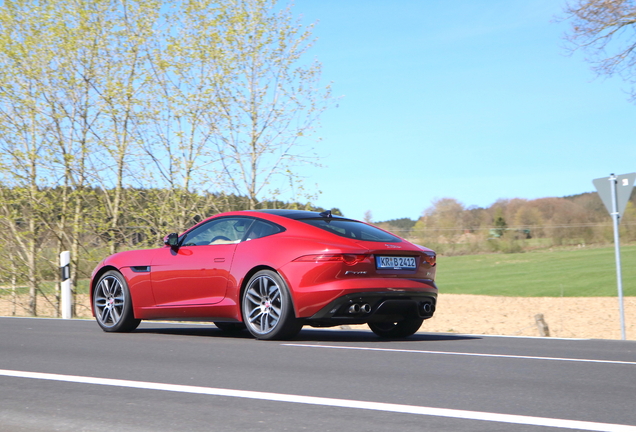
[[0, 1, 60, 315], [210, 0, 333, 210], [41, 0, 115, 315], [87, 1, 160, 254], [563, 0, 636, 100], [139, 0, 227, 234]]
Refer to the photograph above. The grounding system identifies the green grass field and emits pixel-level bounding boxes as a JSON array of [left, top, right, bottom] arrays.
[[435, 244, 636, 297], [0, 279, 91, 297]]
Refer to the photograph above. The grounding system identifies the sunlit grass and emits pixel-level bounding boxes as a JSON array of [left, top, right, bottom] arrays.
[[436, 244, 636, 297], [0, 279, 91, 297]]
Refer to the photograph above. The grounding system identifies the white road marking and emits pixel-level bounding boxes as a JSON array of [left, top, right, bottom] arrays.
[[282, 343, 636, 365], [0, 369, 634, 431]]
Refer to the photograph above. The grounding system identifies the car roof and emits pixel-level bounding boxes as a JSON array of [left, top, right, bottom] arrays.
[[251, 209, 349, 221]]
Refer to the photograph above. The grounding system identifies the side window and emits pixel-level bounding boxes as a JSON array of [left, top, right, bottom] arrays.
[[245, 220, 282, 241], [181, 218, 254, 246]]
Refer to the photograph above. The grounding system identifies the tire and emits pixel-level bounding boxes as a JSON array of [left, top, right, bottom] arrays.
[[214, 322, 246, 332], [93, 270, 141, 332], [368, 318, 424, 338], [241, 270, 302, 340]]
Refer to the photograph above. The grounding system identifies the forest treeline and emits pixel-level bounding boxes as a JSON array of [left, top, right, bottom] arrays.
[[376, 191, 636, 256]]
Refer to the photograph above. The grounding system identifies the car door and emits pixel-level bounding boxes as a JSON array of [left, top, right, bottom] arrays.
[[150, 217, 253, 307]]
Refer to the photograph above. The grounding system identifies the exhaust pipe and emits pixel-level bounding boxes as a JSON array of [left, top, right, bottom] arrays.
[[348, 304, 361, 314], [347, 303, 371, 314], [421, 302, 433, 314]]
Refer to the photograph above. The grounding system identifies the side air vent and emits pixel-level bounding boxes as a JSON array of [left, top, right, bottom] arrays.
[[131, 266, 150, 273]]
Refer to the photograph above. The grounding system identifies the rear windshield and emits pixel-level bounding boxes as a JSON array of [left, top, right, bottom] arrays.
[[299, 218, 402, 243]]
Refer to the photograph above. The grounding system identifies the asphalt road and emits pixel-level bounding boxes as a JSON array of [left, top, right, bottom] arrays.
[[1, 317, 635, 432]]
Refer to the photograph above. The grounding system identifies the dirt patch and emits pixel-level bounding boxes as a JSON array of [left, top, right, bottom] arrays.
[[422, 294, 636, 340], [0, 294, 93, 319], [2, 293, 634, 340]]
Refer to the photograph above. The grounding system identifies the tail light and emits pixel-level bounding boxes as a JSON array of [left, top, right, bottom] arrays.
[[293, 254, 368, 266], [423, 254, 436, 266]]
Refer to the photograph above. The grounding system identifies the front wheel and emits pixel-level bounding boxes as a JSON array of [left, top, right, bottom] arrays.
[[368, 318, 424, 338], [242, 270, 302, 340], [93, 270, 141, 332]]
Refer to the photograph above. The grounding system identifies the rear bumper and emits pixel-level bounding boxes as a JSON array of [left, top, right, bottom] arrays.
[[304, 290, 437, 327], [286, 274, 438, 317]]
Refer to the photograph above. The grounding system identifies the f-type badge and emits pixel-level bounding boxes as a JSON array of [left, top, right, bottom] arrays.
[[344, 271, 367, 275]]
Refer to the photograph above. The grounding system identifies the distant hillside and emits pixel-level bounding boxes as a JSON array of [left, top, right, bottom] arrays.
[[374, 190, 636, 255]]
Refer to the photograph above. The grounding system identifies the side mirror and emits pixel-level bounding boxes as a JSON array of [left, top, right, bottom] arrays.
[[163, 232, 179, 248]]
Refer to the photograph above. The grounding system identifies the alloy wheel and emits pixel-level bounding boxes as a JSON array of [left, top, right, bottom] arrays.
[[94, 274, 126, 328], [244, 274, 282, 334]]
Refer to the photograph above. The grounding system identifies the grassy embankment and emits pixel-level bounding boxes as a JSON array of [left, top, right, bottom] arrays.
[[435, 244, 636, 297]]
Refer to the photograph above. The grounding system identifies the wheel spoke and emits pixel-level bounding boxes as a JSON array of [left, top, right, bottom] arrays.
[[111, 306, 121, 323], [94, 297, 107, 307], [269, 289, 280, 303], [258, 277, 268, 297], [247, 299, 262, 318], [269, 305, 281, 320], [100, 307, 111, 324], [113, 295, 125, 307], [246, 288, 261, 305], [102, 278, 112, 297], [111, 280, 121, 297], [261, 312, 270, 332], [249, 309, 263, 323], [96, 282, 106, 298]]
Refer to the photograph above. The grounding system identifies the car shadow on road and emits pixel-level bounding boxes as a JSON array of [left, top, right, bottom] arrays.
[[133, 325, 254, 339], [291, 329, 481, 343], [133, 324, 480, 342]]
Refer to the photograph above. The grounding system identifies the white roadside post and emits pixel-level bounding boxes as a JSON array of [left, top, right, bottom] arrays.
[[608, 174, 626, 341], [60, 251, 72, 319]]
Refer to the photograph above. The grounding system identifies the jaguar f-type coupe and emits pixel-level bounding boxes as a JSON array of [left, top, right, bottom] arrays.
[[90, 209, 438, 340]]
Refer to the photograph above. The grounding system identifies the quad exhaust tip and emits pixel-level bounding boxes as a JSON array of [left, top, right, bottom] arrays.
[[421, 302, 433, 314], [347, 303, 371, 314], [346, 301, 433, 316]]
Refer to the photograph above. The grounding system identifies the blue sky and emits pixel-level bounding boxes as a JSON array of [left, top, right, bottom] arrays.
[[287, 0, 636, 222]]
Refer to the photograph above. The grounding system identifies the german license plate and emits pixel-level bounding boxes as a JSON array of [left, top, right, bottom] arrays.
[[376, 256, 417, 270]]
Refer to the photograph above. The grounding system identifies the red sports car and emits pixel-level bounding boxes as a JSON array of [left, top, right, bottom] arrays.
[[90, 209, 437, 340]]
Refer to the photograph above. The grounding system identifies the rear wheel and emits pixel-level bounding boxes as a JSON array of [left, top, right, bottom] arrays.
[[242, 270, 302, 340], [93, 270, 140, 332], [368, 318, 424, 338]]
